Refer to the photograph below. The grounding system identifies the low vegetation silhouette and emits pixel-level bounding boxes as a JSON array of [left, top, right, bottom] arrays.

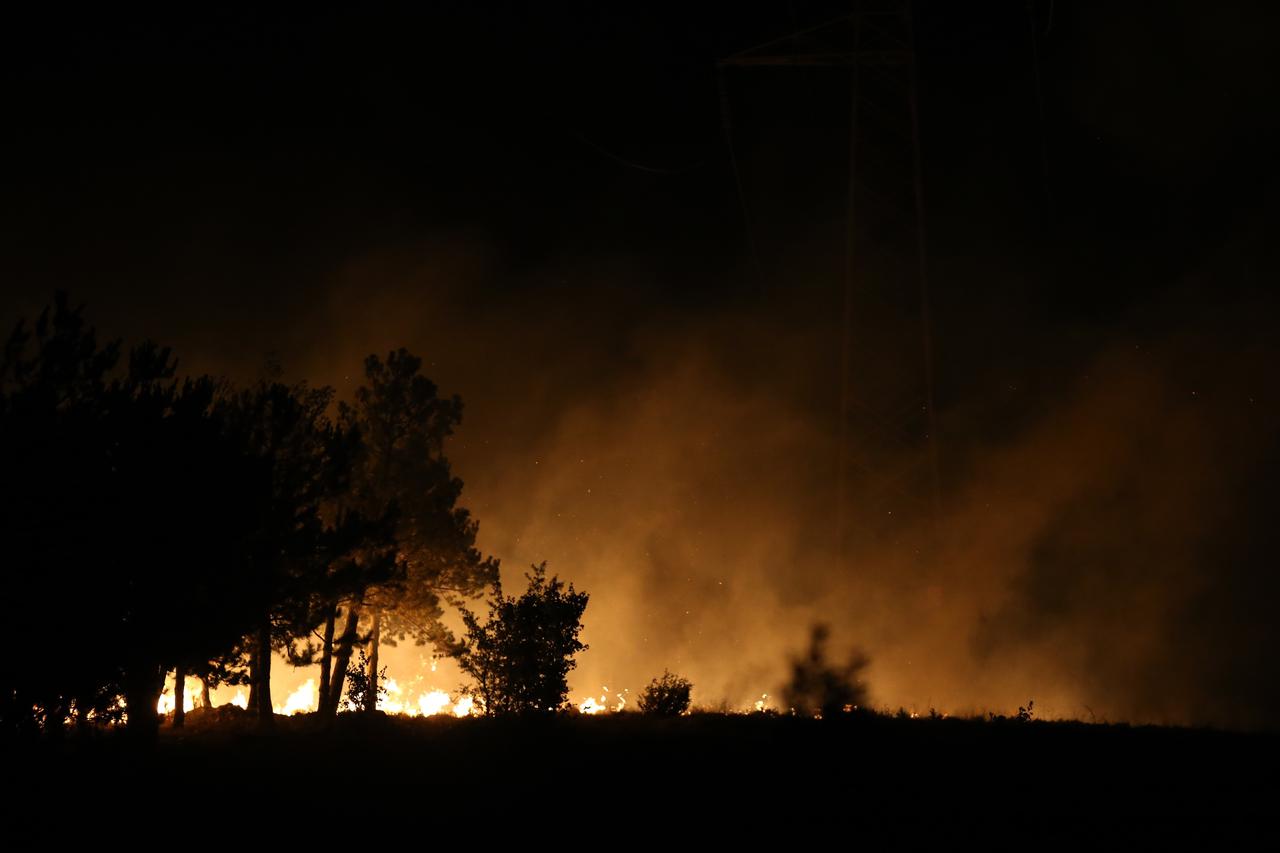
[[458, 563, 588, 716], [638, 670, 693, 716], [344, 649, 389, 713], [781, 624, 870, 718]]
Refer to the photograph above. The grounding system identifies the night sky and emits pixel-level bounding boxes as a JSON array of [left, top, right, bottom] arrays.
[[4, 1, 1279, 728]]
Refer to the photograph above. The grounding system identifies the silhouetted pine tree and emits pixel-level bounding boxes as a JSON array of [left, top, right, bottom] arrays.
[[0, 295, 402, 735], [216, 374, 399, 724], [0, 295, 269, 736], [323, 349, 498, 716]]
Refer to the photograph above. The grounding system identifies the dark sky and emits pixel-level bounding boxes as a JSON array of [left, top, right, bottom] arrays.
[[5, 2, 1277, 390], [4, 1, 1279, 727]]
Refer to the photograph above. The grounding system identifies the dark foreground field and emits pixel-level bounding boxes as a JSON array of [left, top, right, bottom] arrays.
[[6, 711, 1277, 837]]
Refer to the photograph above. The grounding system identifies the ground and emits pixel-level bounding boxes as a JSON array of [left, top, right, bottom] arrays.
[[6, 711, 1276, 839]]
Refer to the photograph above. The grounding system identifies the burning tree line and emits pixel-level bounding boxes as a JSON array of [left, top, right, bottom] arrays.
[[0, 295, 878, 735], [0, 294, 503, 736]]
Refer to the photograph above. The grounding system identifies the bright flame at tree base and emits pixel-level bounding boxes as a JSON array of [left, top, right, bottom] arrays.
[[379, 679, 477, 717], [156, 668, 792, 719], [577, 686, 627, 714]]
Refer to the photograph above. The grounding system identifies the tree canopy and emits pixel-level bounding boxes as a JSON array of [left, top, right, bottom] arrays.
[[321, 349, 498, 715], [344, 350, 498, 640], [0, 296, 483, 735], [0, 296, 271, 733]]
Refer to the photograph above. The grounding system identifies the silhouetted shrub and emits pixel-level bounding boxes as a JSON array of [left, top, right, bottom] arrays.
[[458, 562, 588, 715], [344, 649, 387, 712], [638, 670, 692, 716], [988, 699, 1035, 724], [781, 624, 869, 718]]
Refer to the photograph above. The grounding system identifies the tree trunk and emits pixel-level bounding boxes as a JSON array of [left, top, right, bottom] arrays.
[[75, 696, 91, 735], [46, 700, 68, 739], [200, 675, 212, 710], [318, 605, 336, 715], [365, 609, 381, 713], [327, 606, 360, 715], [248, 644, 259, 713], [124, 665, 166, 740], [249, 637, 259, 712], [254, 624, 273, 726], [172, 664, 186, 728]]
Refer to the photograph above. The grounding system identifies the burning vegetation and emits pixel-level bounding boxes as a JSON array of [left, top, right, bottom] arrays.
[[0, 294, 500, 735], [0, 295, 891, 735], [2, 291, 1276, 740], [2, 295, 776, 733]]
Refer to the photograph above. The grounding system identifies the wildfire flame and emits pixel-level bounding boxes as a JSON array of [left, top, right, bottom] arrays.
[[376, 678, 477, 717], [577, 686, 628, 714], [419, 689, 452, 716], [275, 679, 316, 715], [155, 676, 201, 714], [153, 666, 779, 721]]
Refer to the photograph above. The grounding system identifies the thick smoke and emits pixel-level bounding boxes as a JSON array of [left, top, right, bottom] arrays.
[[5, 0, 1279, 731], [175, 234, 1273, 730]]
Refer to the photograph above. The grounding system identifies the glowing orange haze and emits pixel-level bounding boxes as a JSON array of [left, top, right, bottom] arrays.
[[137, 242, 1276, 730], [158, 343, 1226, 726]]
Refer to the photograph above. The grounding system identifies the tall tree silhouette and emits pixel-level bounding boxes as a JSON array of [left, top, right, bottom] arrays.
[[217, 374, 398, 725], [1, 294, 124, 732], [0, 295, 405, 735], [0, 295, 268, 736], [319, 349, 497, 715]]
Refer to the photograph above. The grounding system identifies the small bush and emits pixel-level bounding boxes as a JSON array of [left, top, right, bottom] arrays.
[[638, 670, 693, 716], [782, 623, 869, 718], [988, 699, 1035, 724], [344, 649, 387, 713]]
